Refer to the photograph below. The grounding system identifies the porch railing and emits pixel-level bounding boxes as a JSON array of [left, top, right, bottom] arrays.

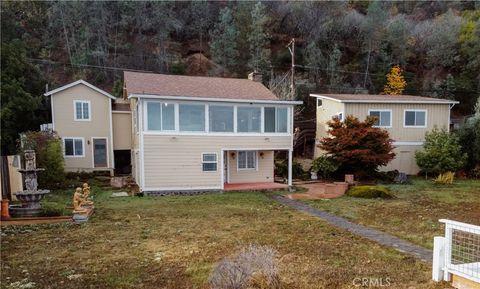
[[433, 219, 480, 284]]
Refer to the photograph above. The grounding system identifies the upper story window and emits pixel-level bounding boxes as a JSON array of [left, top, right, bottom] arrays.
[[143, 101, 292, 135], [404, 110, 426, 127], [237, 107, 261, 133], [74, 100, 90, 121], [369, 110, 392, 128], [146, 102, 175, 131], [209, 105, 233, 132], [264, 107, 288, 133], [317, 99, 323, 107], [179, 104, 205, 132], [64, 137, 84, 157]]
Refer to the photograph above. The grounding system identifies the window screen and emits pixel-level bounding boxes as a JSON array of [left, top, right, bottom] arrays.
[[179, 104, 205, 131], [209, 106, 234, 132]]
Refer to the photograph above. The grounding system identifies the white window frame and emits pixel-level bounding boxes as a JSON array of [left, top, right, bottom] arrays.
[[142, 100, 292, 136], [317, 98, 323, 107], [74, 100, 91, 121], [368, 109, 392, 128], [263, 106, 290, 133], [63, 137, 85, 158], [144, 101, 177, 132], [201, 152, 217, 172], [403, 109, 427, 128], [237, 150, 257, 171], [333, 111, 344, 121]]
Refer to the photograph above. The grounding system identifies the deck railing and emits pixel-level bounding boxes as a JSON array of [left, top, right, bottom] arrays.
[[433, 219, 480, 284]]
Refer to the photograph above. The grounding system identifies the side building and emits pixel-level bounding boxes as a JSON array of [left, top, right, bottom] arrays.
[[311, 94, 458, 174]]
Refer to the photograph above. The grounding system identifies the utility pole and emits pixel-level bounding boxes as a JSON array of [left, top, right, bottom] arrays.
[[287, 38, 295, 100]]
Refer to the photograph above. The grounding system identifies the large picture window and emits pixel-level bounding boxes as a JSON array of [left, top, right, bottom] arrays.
[[237, 107, 261, 133], [74, 101, 90, 121], [264, 107, 288, 133], [64, 138, 84, 157], [369, 110, 392, 127], [209, 105, 234, 132], [404, 110, 426, 127], [146, 102, 175, 131], [179, 104, 205, 132], [237, 151, 256, 170]]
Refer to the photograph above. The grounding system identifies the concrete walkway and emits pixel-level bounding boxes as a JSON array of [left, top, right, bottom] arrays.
[[272, 195, 433, 263]]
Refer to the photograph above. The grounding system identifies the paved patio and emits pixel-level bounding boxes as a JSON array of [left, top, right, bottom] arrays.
[[224, 182, 288, 191]]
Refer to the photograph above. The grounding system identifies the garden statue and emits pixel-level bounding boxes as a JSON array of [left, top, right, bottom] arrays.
[[81, 183, 93, 206], [73, 187, 88, 214]]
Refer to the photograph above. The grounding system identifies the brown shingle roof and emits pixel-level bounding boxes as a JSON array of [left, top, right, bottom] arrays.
[[124, 71, 279, 101], [313, 93, 458, 104]]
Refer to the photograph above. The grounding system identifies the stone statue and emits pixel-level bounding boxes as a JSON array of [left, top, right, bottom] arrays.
[[81, 183, 93, 206], [73, 187, 87, 214]]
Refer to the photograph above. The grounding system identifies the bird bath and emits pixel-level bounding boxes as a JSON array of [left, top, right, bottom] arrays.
[[10, 150, 50, 217]]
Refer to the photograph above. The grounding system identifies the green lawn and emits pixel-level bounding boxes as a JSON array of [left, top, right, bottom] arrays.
[[303, 179, 480, 249], [1, 185, 449, 289]]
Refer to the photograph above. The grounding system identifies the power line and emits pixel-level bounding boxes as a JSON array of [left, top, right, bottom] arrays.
[[27, 58, 154, 73]]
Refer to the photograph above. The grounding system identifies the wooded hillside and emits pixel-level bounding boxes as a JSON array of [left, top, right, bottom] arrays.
[[1, 1, 479, 154]]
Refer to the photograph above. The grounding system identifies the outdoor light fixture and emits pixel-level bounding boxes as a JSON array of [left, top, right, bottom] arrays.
[[260, 152, 264, 159], [231, 152, 235, 159]]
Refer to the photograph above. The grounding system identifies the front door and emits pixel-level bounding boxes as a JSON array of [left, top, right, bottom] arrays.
[[93, 138, 107, 168]]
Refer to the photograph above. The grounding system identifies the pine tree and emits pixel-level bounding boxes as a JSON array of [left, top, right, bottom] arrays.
[[383, 65, 407, 95], [247, 2, 271, 76], [209, 7, 239, 77]]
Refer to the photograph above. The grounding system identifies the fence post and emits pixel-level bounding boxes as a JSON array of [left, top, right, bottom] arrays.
[[443, 224, 453, 281], [432, 236, 445, 281]]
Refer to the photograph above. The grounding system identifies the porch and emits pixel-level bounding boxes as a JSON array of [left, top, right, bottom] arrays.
[[224, 182, 288, 191]]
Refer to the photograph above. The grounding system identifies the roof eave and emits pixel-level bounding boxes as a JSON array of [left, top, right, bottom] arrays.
[[128, 93, 303, 105], [44, 79, 115, 99], [310, 94, 459, 105]]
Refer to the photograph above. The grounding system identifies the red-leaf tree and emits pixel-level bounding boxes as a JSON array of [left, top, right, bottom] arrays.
[[319, 115, 396, 177]]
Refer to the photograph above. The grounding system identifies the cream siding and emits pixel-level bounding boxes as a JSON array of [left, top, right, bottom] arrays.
[[142, 135, 290, 190], [227, 150, 274, 183], [314, 99, 345, 157], [51, 84, 113, 171], [112, 112, 132, 150], [344, 103, 450, 141], [380, 145, 422, 174]]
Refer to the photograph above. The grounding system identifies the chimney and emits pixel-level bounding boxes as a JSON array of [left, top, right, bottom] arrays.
[[248, 71, 263, 82]]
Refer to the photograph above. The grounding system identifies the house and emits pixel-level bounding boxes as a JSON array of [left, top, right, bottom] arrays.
[[44, 72, 301, 193], [311, 94, 459, 174]]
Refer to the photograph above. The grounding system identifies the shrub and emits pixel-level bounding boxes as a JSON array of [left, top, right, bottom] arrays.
[[311, 155, 338, 180], [415, 127, 467, 176], [455, 116, 480, 174], [319, 115, 395, 178], [209, 244, 279, 289], [20, 131, 65, 188], [434, 171, 455, 184], [275, 159, 306, 180], [346, 185, 393, 199]]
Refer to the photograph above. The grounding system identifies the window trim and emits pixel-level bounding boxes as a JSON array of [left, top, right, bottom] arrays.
[[62, 137, 85, 158], [237, 150, 257, 171], [403, 109, 427, 128], [201, 152, 218, 172], [317, 98, 323, 108], [333, 111, 344, 121], [142, 100, 292, 136], [368, 109, 393, 128], [73, 100, 91, 121], [144, 101, 177, 132]]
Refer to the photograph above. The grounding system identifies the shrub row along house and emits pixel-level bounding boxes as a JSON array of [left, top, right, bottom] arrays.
[[43, 72, 457, 192], [44, 72, 302, 193], [311, 94, 458, 174]]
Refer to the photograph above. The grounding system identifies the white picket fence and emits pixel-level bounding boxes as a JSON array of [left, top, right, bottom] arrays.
[[433, 219, 480, 284]]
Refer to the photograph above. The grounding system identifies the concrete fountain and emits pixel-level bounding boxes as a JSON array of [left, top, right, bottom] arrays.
[[9, 150, 50, 217]]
